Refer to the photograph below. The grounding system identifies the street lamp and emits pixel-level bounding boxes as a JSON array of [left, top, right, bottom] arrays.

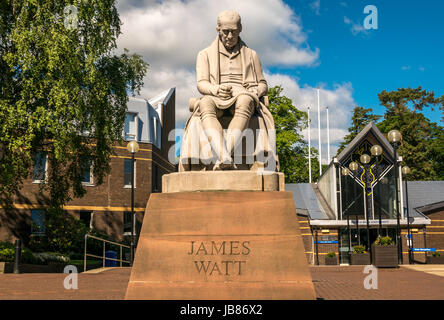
[[371, 144, 383, 236], [341, 167, 352, 259], [388, 129, 402, 264], [359, 153, 373, 263], [402, 165, 412, 264], [127, 140, 139, 266], [349, 161, 360, 247]]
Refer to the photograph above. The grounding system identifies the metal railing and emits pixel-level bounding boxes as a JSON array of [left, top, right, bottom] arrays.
[[83, 234, 131, 272]]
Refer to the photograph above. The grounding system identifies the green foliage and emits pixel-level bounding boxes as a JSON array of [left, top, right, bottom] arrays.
[[337, 106, 381, 155], [377, 87, 443, 181], [338, 87, 443, 181], [0, 248, 15, 262], [374, 236, 395, 246], [432, 251, 441, 257], [326, 252, 336, 258], [28, 208, 89, 254], [353, 245, 367, 254], [0, 241, 14, 250], [267, 85, 320, 183], [0, 0, 148, 208]]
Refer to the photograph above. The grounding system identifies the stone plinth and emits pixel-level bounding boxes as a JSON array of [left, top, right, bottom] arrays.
[[125, 191, 316, 300], [162, 171, 285, 193]]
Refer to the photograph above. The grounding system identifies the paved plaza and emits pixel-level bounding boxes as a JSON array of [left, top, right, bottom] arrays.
[[0, 265, 443, 300]]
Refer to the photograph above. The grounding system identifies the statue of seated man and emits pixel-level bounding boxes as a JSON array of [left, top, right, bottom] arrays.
[[179, 10, 278, 172]]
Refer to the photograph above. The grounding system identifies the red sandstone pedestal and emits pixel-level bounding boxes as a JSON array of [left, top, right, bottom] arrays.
[[125, 191, 316, 300]]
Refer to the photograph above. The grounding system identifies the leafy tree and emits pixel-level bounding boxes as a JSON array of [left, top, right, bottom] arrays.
[[267, 86, 320, 183], [377, 87, 443, 181], [28, 207, 89, 254], [337, 106, 381, 155], [0, 0, 148, 208]]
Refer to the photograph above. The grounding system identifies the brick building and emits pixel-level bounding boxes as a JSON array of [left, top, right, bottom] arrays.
[[286, 122, 444, 265], [0, 89, 176, 244]]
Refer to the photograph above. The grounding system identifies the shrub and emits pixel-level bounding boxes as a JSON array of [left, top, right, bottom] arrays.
[[0, 241, 14, 250], [326, 252, 336, 258], [353, 245, 367, 254], [28, 207, 89, 255], [432, 251, 441, 257], [374, 236, 395, 246], [0, 248, 15, 262]]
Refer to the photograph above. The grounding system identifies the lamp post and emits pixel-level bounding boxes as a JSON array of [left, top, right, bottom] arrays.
[[388, 129, 403, 265], [349, 161, 360, 247], [360, 153, 373, 264], [370, 144, 383, 236], [341, 167, 352, 257], [402, 165, 412, 264], [127, 140, 139, 266]]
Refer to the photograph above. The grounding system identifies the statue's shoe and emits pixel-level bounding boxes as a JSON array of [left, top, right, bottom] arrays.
[[213, 158, 236, 171]]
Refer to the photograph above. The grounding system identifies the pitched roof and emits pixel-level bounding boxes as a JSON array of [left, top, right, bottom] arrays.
[[285, 183, 330, 220], [336, 122, 395, 164], [403, 181, 444, 217]]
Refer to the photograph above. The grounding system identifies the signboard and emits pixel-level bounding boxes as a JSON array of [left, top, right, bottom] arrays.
[[314, 241, 338, 244], [410, 248, 436, 252]]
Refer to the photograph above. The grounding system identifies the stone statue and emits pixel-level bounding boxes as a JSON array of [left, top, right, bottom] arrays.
[[179, 10, 278, 172]]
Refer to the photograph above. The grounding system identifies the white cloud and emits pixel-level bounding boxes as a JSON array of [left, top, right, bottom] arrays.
[[115, 0, 356, 164], [116, 0, 320, 128], [265, 73, 355, 164], [309, 0, 321, 16], [401, 66, 411, 71], [344, 16, 369, 36]]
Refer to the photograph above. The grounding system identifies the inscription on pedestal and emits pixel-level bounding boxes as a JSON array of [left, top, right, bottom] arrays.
[[187, 240, 250, 276]]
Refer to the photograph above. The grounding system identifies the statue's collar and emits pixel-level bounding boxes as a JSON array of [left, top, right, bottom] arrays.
[[218, 39, 240, 57]]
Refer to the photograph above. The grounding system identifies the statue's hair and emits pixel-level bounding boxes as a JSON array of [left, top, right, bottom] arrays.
[[217, 10, 242, 28]]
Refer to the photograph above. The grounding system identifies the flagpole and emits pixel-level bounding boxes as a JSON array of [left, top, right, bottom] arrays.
[[327, 106, 330, 164], [308, 106, 312, 183], [317, 89, 322, 175]]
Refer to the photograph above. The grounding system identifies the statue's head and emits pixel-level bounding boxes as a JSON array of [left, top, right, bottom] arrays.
[[216, 10, 242, 50]]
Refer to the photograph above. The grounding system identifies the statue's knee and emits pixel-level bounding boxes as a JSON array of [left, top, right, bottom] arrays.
[[199, 97, 217, 120], [235, 95, 254, 119]]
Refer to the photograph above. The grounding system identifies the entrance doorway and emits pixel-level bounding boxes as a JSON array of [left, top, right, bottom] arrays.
[[339, 227, 398, 264]]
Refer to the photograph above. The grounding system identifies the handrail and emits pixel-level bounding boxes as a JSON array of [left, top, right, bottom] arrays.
[[83, 234, 131, 272]]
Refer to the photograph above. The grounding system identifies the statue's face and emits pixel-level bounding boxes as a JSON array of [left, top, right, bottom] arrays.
[[217, 21, 241, 49]]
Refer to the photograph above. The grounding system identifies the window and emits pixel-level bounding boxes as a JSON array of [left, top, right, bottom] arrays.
[[81, 159, 93, 185], [123, 211, 132, 234], [31, 209, 46, 236], [79, 211, 93, 229], [33, 152, 47, 182], [124, 113, 137, 141], [124, 159, 136, 188]]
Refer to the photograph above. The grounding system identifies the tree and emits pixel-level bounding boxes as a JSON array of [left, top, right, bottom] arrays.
[[377, 87, 443, 181], [337, 106, 381, 155], [0, 1, 148, 208], [267, 86, 320, 183]]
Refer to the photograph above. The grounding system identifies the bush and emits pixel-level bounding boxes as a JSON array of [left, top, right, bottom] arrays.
[[0, 241, 14, 250], [374, 236, 395, 246], [28, 207, 89, 255], [353, 245, 367, 254], [326, 252, 336, 258], [0, 248, 15, 262], [432, 251, 441, 257]]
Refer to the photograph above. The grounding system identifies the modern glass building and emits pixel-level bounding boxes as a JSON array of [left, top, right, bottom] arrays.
[[287, 122, 444, 265]]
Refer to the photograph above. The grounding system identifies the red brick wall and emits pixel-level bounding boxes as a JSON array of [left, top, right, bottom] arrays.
[[0, 141, 175, 244]]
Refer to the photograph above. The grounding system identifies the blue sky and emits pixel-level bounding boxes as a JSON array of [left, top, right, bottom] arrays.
[[278, 0, 443, 123]]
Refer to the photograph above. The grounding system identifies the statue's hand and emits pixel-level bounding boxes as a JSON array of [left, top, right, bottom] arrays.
[[247, 86, 258, 96], [217, 84, 232, 100]]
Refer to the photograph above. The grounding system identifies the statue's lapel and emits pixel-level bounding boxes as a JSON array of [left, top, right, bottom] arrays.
[[239, 39, 255, 84], [208, 37, 220, 84]]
